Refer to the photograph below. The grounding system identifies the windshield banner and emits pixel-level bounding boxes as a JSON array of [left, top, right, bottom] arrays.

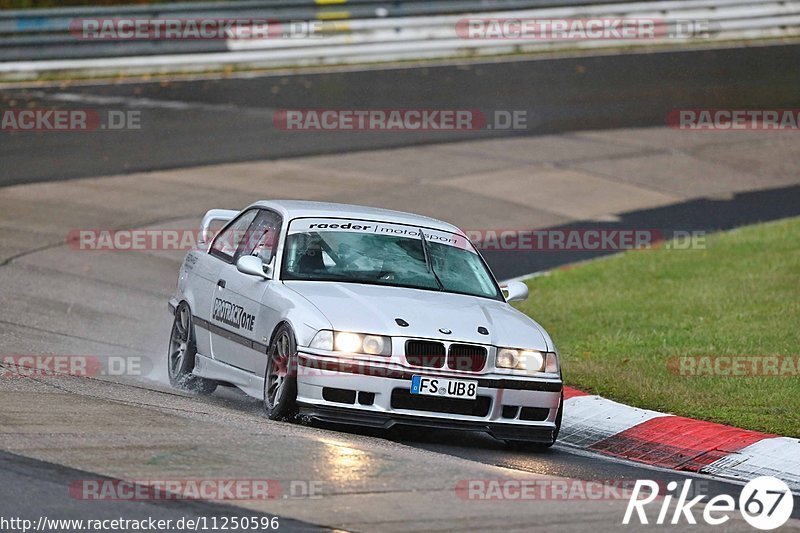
[[288, 218, 473, 251]]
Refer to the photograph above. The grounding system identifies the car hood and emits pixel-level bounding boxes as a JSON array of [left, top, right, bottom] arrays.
[[283, 281, 550, 350]]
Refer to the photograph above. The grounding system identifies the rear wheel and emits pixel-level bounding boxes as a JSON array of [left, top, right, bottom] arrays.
[[167, 302, 217, 394], [505, 391, 563, 451], [263, 323, 298, 420]]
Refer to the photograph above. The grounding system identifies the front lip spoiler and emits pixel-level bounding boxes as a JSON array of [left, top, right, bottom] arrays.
[[297, 353, 562, 392], [298, 404, 557, 443]]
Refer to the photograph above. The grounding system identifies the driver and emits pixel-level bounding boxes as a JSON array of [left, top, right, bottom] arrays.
[[295, 233, 327, 274]]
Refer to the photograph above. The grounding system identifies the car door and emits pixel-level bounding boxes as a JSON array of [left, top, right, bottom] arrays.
[[181, 249, 223, 358], [206, 208, 259, 367], [213, 209, 283, 375]]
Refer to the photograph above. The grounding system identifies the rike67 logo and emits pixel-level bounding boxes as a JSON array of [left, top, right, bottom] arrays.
[[624, 476, 794, 529]]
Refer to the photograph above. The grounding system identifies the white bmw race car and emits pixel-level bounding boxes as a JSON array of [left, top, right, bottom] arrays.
[[168, 201, 564, 447]]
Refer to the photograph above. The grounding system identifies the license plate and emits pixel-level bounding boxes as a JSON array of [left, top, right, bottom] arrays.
[[410, 375, 478, 400]]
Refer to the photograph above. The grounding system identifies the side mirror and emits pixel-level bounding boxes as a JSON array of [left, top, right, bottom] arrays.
[[236, 255, 271, 279], [502, 281, 529, 302]]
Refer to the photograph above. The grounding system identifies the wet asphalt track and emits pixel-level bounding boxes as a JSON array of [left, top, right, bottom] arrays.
[[2, 45, 800, 530], [1, 43, 800, 186], [4, 384, 797, 530], [0, 450, 324, 532]]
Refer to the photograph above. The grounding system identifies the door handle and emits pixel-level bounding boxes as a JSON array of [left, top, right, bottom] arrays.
[[217, 279, 226, 289]]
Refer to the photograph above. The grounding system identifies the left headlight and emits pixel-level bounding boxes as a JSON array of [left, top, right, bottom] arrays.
[[309, 330, 392, 356], [496, 348, 559, 375]]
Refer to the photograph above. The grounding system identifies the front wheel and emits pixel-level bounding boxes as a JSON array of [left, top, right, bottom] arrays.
[[263, 323, 298, 421], [167, 302, 217, 394]]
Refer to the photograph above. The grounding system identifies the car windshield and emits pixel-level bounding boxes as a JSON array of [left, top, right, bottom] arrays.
[[282, 218, 503, 300]]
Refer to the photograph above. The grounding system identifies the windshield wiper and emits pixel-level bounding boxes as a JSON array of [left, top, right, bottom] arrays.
[[419, 229, 444, 291]]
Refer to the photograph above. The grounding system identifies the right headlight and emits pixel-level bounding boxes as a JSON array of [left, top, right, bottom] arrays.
[[495, 348, 559, 375]]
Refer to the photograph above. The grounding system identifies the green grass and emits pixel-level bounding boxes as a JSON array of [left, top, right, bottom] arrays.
[[516, 217, 800, 437]]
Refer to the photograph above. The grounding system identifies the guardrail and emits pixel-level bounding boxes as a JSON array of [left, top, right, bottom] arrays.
[[1, 0, 640, 56], [1, 0, 798, 80]]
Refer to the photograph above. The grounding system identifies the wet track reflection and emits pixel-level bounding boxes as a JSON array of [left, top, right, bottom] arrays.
[[199, 384, 800, 520]]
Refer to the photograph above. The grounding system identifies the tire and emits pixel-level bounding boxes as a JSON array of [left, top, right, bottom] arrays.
[[505, 391, 563, 451], [263, 323, 298, 421], [167, 302, 217, 394]]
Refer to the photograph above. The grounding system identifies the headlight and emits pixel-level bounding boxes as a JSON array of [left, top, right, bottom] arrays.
[[309, 330, 333, 350], [309, 330, 392, 356], [496, 348, 519, 369], [496, 348, 553, 374], [361, 335, 389, 355], [334, 332, 362, 353]]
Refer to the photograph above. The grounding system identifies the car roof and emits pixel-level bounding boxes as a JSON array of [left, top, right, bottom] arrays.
[[248, 200, 463, 234]]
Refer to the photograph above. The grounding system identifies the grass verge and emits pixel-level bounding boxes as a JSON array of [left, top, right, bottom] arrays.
[[517, 217, 800, 436]]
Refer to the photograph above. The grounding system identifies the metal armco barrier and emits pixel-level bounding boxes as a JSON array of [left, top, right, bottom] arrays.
[[0, 0, 798, 79]]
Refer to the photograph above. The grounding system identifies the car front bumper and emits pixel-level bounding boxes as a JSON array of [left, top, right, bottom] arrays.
[[295, 351, 563, 443]]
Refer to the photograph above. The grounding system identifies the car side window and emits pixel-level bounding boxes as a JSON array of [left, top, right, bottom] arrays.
[[209, 209, 258, 263], [240, 210, 283, 265]]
